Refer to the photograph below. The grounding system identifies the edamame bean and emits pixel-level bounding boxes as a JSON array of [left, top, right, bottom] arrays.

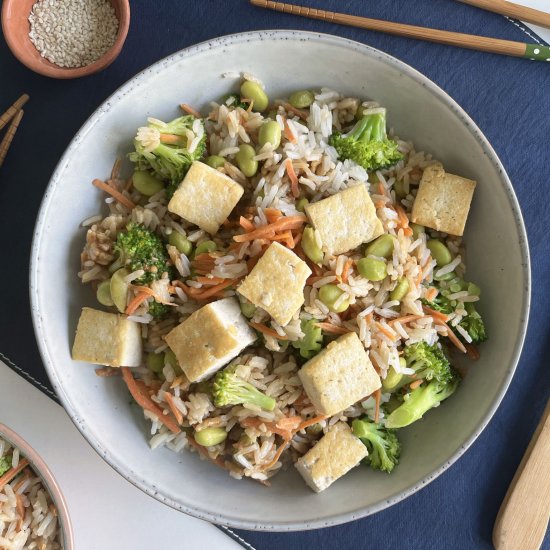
[[390, 277, 410, 302], [110, 268, 130, 313], [195, 240, 217, 256], [357, 257, 387, 281], [318, 284, 350, 313], [204, 155, 225, 169], [240, 300, 256, 318], [258, 120, 282, 149], [96, 280, 114, 307], [146, 352, 164, 374], [382, 366, 403, 392], [296, 197, 309, 212], [302, 226, 323, 264], [410, 223, 425, 240], [427, 239, 452, 266], [468, 282, 481, 296], [235, 144, 258, 177], [449, 278, 467, 293], [365, 234, 395, 259], [240, 81, 269, 112], [132, 170, 165, 197], [434, 271, 456, 282], [169, 232, 193, 256], [195, 427, 228, 447], [288, 90, 314, 109]]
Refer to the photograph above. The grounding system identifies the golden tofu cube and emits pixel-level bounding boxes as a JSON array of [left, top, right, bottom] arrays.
[[71, 307, 142, 367], [237, 242, 311, 326], [298, 332, 381, 416], [305, 185, 383, 256], [164, 297, 257, 382], [411, 162, 476, 236], [295, 422, 368, 492], [167, 161, 244, 235]]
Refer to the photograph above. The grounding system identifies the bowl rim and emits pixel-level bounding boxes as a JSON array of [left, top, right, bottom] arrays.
[[29, 29, 531, 531], [1, 0, 130, 79], [0, 423, 74, 548]]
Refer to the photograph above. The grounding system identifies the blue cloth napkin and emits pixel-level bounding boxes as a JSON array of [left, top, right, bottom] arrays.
[[1, 1, 549, 549]]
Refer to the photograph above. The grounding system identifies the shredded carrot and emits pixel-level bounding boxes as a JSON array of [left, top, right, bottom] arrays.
[[283, 119, 297, 144], [341, 258, 353, 284], [16, 494, 24, 524], [233, 215, 307, 243], [278, 102, 308, 120], [111, 158, 122, 180], [285, 158, 299, 197], [375, 322, 398, 341], [374, 388, 381, 423], [409, 379, 423, 390], [121, 368, 180, 434], [131, 285, 177, 306], [306, 276, 322, 285], [465, 343, 480, 361], [191, 279, 238, 300], [271, 230, 295, 248], [180, 103, 201, 118], [403, 226, 413, 237], [415, 267, 424, 286], [377, 182, 386, 196], [92, 179, 135, 210], [395, 204, 410, 229], [124, 177, 133, 192], [265, 208, 283, 223], [164, 392, 184, 425], [240, 417, 291, 439], [423, 305, 449, 323], [388, 314, 423, 326], [425, 287, 439, 302], [315, 322, 349, 335], [159, 133, 183, 145], [249, 322, 289, 340], [239, 216, 255, 232], [125, 291, 150, 315], [440, 322, 467, 353], [13, 471, 30, 493], [293, 230, 303, 246], [261, 439, 290, 471], [365, 312, 373, 324], [297, 415, 327, 431], [276, 416, 303, 431], [0, 459, 29, 491], [374, 200, 386, 209]]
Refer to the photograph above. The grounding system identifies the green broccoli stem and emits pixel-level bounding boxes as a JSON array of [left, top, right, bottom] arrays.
[[347, 112, 387, 143], [235, 383, 276, 411]]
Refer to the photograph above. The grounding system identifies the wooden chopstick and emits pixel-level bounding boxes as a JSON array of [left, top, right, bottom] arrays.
[[250, 0, 550, 62], [0, 94, 29, 132], [0, 109, 24, 167], [457, 0, 550, 30]]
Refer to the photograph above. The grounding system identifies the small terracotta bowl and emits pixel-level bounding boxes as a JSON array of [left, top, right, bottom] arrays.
[[1, 0, 130, 79], [0, 423, 74, 549]]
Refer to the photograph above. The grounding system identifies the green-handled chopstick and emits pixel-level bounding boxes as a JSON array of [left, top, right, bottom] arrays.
[[250, 0, 550, 62]]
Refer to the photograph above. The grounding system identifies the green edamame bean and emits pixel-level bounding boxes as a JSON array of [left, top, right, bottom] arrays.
[[318, 284, 349, 313], [96, 280, 114, 307], [204, 155, 225, 169], [288, 90, 314, 109], [194, 427, 228, 447], [468, 282, 481, 296], [410, 223, 425, 240], [365, 234, 395, 259], [382, 366, 403, 392], [258, 120, 282, 149], [427, 239, 452, 266], [195, 240, 217, 256], [146, 352, 164, 374], [357, 257, 387, 281], [296, 198, 309, 212], [240, 81, 269, 112], [132, 170, 165, 197], [110, 268, 130, 313], [240, 300, 256, 318], [235, 144, 258, 177], [168, 232, 193, 256], [390, 277, 410, 302], [434, 271, 456, 282], [302, 226, 323, 264]]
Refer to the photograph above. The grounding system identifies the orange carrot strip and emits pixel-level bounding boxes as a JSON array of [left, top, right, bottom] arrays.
[[192, 279, 238, 300], [395, 204, 410, 228], [180, 103, 202, 118], [92, 179, 135, 210], [233, 215, 307, 242], [16, 494, 24, 527], [285, 158, 299, 197], [375, 200, 386, 209], [278, 102, 308, 120], [240, 417, 291, 439], [265, 208, 283, 222], [388, 314, 424, 326], [297, 415, 327, 431], [283, 118, 297, 144], [131, 285, 177, 306], [409, 379, 423, 390], [121, 368, 180, 434], [374, 388, 381, 423], [377, 182, 386, 196], [239, 216, 255, 232], [441, 322, 467, 353], [341, 259, 353, 284], [125, 291, 150, 315], [423, 305, 449, 323], [0, 459, 29, 491], [261, 439, 290, 471], [276, 416, 303, 431], [316, 322, 349, 335], [375, 322, 398, 341], [425, 287, 439, 302], [271, 230, 295, 248], [164, 392, 184, 425], [249, 322, 289, 340], [403, 227, 413, 237]]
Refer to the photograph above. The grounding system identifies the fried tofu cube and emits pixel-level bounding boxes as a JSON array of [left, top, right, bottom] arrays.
[[295, 422, 368, 492], [237, 242, 311, 326], [305, 185, 383, 256], [411, 162, 476, 236], [164, 297, 256, 382], [298, 332, 381, 416], [167, 161, 244, 235], [71, 307, 142, 367]]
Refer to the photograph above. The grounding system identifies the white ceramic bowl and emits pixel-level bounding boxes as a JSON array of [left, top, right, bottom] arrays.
[[30, 31, 530, 530]]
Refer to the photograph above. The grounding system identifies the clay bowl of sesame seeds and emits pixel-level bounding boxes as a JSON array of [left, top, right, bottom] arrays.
[[1, 0, 130, 79]]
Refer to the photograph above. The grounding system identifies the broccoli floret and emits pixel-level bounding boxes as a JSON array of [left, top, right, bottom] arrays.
[[291, 319, 323, 359], [459, 303, 487, 344], [403, 342, 452, 384], [385, 371, 460, 429], [212, 366, 276, 411], [352, 418, 401, 473], [115, 223, 172, 284], [223, 93, 248, 109], [129, 115, 206, 199], [422, 294, 453, 315], [0, 455, 12, 476], [148, 300, 168, 319], [329, 110, 403, 171]]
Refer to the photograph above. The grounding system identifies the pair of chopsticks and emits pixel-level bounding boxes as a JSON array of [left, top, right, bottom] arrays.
[[0, 94, 29, 167], [250, 0, 550, 62]]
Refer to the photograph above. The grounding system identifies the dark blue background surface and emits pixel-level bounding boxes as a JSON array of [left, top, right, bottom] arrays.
[[1, 1, 549, 549]]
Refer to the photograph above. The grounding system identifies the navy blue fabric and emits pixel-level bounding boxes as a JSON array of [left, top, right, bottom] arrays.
[[1, 1, 549, 548]]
